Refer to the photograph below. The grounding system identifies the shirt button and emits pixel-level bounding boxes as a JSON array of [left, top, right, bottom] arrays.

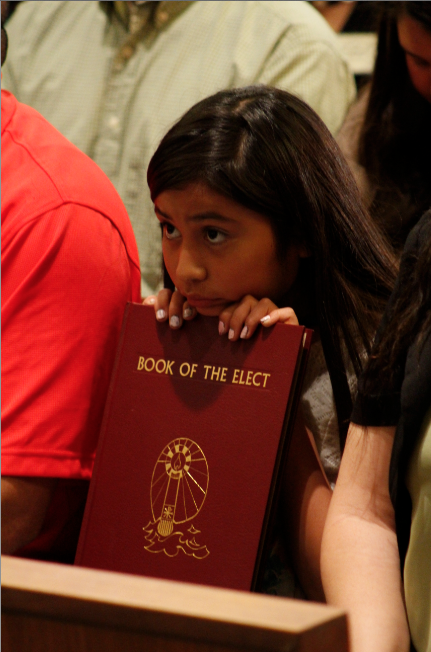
[[108, 116, 120, 128]]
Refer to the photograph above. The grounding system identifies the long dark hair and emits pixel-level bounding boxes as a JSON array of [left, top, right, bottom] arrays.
[[148, 86, 397, 448], [362, 210, 431, 392], [359, 2, 431, 249], [1, 1, 9, 65]]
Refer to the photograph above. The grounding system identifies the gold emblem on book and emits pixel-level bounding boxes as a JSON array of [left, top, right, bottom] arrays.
[[143, 438, 210, 558]]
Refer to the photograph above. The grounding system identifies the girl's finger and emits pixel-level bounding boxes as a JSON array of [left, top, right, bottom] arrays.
[[168, 290, 187, 329], [155, 288, 172, 321], [218, 303, 239, 337], [240, 298, 278, 339], [226, 296, 259, 341], [260, 307, 299, 327], [182, 301, 197, 321]]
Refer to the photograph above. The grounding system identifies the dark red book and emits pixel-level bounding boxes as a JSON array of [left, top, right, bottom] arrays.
[[75, 303, 311, 591]]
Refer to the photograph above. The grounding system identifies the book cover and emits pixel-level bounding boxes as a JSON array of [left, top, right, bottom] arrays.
[[75, 303, 311, 591]]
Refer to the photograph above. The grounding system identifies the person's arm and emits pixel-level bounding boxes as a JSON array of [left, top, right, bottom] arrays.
[[1, 202, 139, 555], [282, 410, 332, 602], [1, 476, 56, 553], [311, 2, 357, 33], [321, 422, 410, 652]]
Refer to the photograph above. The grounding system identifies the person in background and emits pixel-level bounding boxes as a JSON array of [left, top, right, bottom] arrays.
[[1, 0, 356, 295], [1, 6, 142, 562], [322, 209, 431, 652], [312, 2, 379, 34], [311, 1, 357, 33], [337, 1, 431, 251]]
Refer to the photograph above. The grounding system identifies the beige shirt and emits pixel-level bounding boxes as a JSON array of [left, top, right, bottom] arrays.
[[405, 405, 431, 652], [3, 0, 355, 294]]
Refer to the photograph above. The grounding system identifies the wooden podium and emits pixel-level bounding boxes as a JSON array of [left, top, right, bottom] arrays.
[[1, 556, 348, 652]]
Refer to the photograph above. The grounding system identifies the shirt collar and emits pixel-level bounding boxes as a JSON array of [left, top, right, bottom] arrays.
[[111, 1, 193, 32], [102, 2, 194, 72]]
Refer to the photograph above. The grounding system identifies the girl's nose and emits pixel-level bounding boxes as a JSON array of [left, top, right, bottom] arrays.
[[175, 246, 207, 284]]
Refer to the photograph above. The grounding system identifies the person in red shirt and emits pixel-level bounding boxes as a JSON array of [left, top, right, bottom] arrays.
[[1, 13, 141, 561]]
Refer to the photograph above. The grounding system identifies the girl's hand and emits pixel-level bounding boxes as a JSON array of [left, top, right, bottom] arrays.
[[218, 295, 299, 342], [142, 290, 197, 329]]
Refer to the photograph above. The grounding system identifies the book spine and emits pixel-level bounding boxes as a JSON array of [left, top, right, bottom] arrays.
[[252, 328, 313, 591]]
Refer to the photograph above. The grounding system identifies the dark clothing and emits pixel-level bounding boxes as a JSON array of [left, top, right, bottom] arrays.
[[351, 209, 431, 566]]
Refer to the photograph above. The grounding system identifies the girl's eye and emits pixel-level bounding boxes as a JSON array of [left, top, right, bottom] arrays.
[[407, 53, 429, 69], [205, 228, 226, 244], [164, 223, 181, 240]]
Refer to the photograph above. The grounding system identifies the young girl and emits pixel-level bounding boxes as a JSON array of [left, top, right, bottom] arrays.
[[144, 86, 397, 599]]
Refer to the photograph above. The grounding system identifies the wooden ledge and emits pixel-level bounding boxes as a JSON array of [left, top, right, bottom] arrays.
[[1, 555, 348, 651]]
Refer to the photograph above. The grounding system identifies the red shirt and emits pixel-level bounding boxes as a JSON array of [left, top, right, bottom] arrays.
[[1, 90, 142, 559]]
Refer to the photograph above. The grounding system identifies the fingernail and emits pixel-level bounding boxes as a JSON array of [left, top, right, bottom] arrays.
[[228, 328, 235, 340], [146, 297, 156, 305], [240, 326, 248, 339], [260, 315, 271, 324], [156, 309, 166, 320], [170, 315, 180, 328], [183, 307, 193, 319], [218, 321, 225, 335]]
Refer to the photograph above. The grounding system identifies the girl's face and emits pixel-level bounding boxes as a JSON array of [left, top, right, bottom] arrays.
[[398, 14, 431, 104], [154, 183, 304, 316]]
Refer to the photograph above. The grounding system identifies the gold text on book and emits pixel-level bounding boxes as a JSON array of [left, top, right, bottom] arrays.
[[137, 356, 271, 388]]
